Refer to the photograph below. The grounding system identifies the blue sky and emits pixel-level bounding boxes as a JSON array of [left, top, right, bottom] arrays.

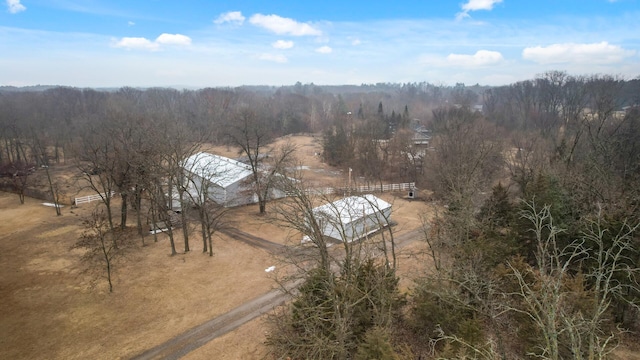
[[1, 0, 639, 88]]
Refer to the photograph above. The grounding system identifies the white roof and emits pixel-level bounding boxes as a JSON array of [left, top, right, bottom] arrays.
[[313, 194, 391, 224], [183, 152, 253, 189]]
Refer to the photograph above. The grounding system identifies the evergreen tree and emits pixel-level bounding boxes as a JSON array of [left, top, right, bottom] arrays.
[[355, 327, 398, 360], [401, 105, 410, 128], [322, 123, 353, 166], [479, 182, 514, 230], [358, 103, 365, 119]]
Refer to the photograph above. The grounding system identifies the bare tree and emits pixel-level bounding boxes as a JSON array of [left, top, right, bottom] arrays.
[[73, 209, 128, 292], [387, 128, 424, 183], [182, 152, 230, 256], [226, 107, 271, 213], [226, 107, 295, 213], [266, 172, 402, 359], [426, 107, 503, 242], [146, 175, 179, 255], [155, 116, 203, 253], [74, 124, 119, 229], [506, 202, 640, 360], [199, 201, 228, 256], [0, 161, 35, 204], [506, 132, 549, 196], [144, 145, 180, 255], [43, 164, 63, 216]]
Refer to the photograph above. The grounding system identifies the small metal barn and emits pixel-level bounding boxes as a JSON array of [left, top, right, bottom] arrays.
[[183, 152, 256, 207], [308, 194, 392, 243]]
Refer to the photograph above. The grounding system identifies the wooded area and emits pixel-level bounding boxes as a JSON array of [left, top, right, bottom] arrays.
[[2, 71, 640, 359]]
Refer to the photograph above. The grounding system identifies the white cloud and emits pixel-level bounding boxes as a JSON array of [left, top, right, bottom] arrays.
[[6, 0, 26, 14], [127, 21, 135, 27], [462, 0, 503, 11], [315, 46, 332, 54], [447, 50, 504, 67], [249, 14, 321, 36], [522, 42, 635, 64], [4, 13, 640, 88], [351, 38, 361, 46], [457, 0, 502, 20], [258, 53, 288, 63], [112, 33, 191, 51], [156, 33, 192, 46], [112, 37, 159, 51], [214, 11, 245, 25], [272, 40, 294, 49]]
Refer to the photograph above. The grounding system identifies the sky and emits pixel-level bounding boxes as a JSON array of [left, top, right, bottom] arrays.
[[1, 0, 639, 88]]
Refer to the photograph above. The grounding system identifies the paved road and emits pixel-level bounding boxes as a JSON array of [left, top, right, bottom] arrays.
[[130, 227, 423, 360]]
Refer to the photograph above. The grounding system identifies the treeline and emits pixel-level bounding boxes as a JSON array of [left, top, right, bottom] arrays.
[[0, 81, 475, 168], [2, 73, 637, 180], [0, 81, 483, 194]]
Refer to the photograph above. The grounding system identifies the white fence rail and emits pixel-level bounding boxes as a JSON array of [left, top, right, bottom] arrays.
[[74, 191, 116, 206], [304, 187, 336, 196], [355, 182, 415, 193], [303, 182, 415, 196]]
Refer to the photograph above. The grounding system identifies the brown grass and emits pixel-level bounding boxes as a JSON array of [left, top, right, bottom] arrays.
[[0, 191, 280, 359], [0, 135, 432, 359], [15, 135, 636, 359]]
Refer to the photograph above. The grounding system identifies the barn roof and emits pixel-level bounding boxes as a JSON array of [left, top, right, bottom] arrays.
[[183, 152, 253, 189], [313, 194, 391, 224]]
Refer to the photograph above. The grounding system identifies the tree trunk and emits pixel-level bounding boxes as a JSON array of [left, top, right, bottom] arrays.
[[135, 187, 143, 236], [181, 208, 190, 252], [150, 205, 158, 243], [98, 230, 114, 293], [200, 210, 208, 253], [105, 197, 114, 231], [104, 246, 113, 293], [44, 166, 61, 216], [167, 229, 177, 256], [120, 193, 128, 230], [3, 139, 12, 163], [54, 141, 60, 164], [208, 226, 214, 257]]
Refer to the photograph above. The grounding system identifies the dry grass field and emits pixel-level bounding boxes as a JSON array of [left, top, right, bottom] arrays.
[[0, 191, 281, 359], [0, 135, 431, 360]]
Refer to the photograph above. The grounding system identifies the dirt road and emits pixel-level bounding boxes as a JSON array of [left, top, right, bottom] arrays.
[[130, 227, 423, 359], [219, 228, 285, 253], [130, 280, 300, 360]]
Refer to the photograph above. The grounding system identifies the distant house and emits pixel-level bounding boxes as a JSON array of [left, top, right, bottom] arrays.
[[305, 194, 392, 243], [183, 152, 256, 207], [412, 125, 431, 146]]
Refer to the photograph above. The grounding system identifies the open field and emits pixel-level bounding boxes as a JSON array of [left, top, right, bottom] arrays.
[[0, 134, 431, 359], [0, 190, 281, 359]]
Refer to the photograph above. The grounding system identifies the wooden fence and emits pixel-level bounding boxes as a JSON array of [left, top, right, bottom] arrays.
[[74, 191, 116, 206]]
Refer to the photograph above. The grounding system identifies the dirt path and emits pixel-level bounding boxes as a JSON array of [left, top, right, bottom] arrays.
[[219, 228, 285, 253], [130, 226, 424, 360], [130, 279, 301, 360]]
